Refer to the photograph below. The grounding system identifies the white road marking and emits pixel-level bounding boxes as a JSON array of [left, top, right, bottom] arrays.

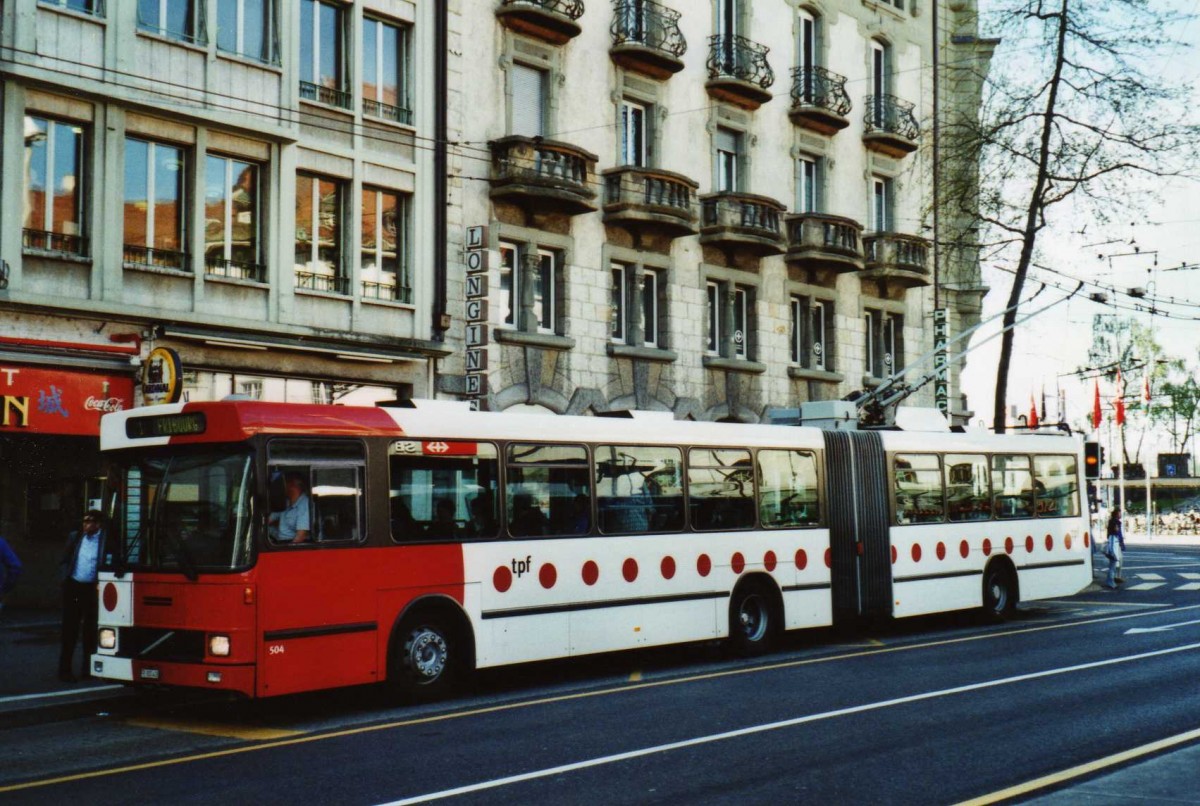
[[1126, 617, 1200, 635], [375, 643, 1200, 806], [1180, 573, 1200, 580], [1137, 572, 1165, 581], [0, 685, 124, 705], [1126, 583, 1167, 591], [1040, 600, 1171, 608], [1178, 583, 1200, 591]]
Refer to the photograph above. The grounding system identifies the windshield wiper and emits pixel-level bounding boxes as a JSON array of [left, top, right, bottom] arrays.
[[162, 527, 199, 581]]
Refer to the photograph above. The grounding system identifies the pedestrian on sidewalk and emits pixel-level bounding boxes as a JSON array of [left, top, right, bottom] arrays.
[[1105, 506, 1124, 589], [0, 534, 21, 613], [58, 510, 106, 682]]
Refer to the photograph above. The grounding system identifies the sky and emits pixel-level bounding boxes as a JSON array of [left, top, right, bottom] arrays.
[[958, 2, 1200, 451]]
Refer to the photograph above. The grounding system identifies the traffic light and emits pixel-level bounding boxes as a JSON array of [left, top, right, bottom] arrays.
[[1084, 441, 1102, 479]]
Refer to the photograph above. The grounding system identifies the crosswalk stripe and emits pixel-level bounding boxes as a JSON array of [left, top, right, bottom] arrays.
[[1127, 583, 1167, 591], [1181, 573, 1200, 580], [1137, 573, 1165, 580], [1177, 583, 1200, 591]]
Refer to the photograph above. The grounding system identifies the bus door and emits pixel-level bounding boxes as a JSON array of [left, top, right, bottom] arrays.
[[822, 430, 892, 623]]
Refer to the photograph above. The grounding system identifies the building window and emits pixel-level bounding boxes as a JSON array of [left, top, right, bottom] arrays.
[[612, 265, 663, 347], [216, 0, 278, 64], [706, 281, 720, 354], [510, 63, 547, 137], [865, 308, 902, 379], [124, 137, 188, 270], [642, 269, 660, 347], [796, 9, 820, 103], [790, 297, 832, 371], [620, 99, 648, 167], [499, 241, 560, 333], [869, 39, 890, 127], [733, 285, 749, 358], [707, 280, 752, 359], [23, 116, 87, 257], [361, 187, 411, 303], [611, 263, 627, 343], [714, 127, 741, 192], [871, 175, 892, 231], [204, 154, 262, 280], [796, 155, 820, 213], [363, 16, 412, 125], [299, 0, 348, 107], [138, 0, 204, 43], [40, 0, 104, 15], [294, 172, 346, 294]]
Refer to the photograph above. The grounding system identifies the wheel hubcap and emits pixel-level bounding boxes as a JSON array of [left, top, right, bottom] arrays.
[[407, 629, 448, 682], [739, 594, 768, 642]]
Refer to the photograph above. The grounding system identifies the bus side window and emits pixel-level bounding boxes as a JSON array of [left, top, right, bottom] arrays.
[[992, 454, 1034, 520], [389, 441, 500, 542], [893, 454, 944, 525], [1034, 454, 1079, 518], [945, 454, 990, 522], [757, 450, 820, 528], [595, 445, 684, 535], [688, 448, 755, 531], [266, 440, 366, 545], [506, 444, 591, 537]]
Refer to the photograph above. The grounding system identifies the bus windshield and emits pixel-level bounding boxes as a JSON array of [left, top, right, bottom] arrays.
[[103, 446, 257, 576]]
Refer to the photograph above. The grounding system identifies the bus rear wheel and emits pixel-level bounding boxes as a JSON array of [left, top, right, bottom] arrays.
[[391, 615, 460, 700], [982, 563, 1017, 619], [728, 584, 779, 656]]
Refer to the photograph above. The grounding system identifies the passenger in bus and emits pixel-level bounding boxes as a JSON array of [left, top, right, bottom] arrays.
[[426, 498, 463, 539], [567, 493, 591, 534], [509, 494, 548, 537], [466, 492, 498, 538], [391, 498, 420, 539], [269, 473, 311, 543]]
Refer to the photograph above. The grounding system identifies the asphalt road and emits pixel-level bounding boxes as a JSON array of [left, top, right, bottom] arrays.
[[4, 545, 1200, 805]]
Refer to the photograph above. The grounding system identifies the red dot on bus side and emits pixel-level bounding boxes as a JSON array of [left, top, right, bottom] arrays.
[[1045, 534, 1054, 551], [623, 558, 639, 582], [493, 566, 513, 593], [731, 552, 745, 574], [795, 549, 808, 570], [912, 544, 923, 563], [539, 563, 557, 589], [1025, 535, 1035, 553], [1005, 537, 1014, 555], [824, 548, 832, 568], [983, 538, 992, 556], [697, 554, 712, 577], [936, 542, 946, 561], [582, 560, 599, 586], [1083, 532, 1090, 548], [103, 582, 118, 612], [1065, 534, 1073, 550], [764, 551, 777, 572], [960, 540, 970, 559], [661, 556, 676, 580], [891, 545, 898, 564]]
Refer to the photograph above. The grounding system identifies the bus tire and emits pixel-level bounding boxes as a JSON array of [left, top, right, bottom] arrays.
[[389, 609, 467, 701], [728, 581, 780, 657], [982, 561, 1018, 619]]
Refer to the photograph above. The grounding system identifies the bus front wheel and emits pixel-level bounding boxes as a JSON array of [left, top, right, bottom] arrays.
[[982, 563, 1018, 619], [391, 615, 460, 700], [728, 583, 779, 656]]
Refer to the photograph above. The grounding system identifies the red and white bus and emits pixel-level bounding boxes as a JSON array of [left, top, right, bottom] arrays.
[[90, 400, 1091, 698]]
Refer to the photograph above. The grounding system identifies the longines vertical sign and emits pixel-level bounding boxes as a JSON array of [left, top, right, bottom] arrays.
[[933, 308, 949, 415], [464, 226, 489, 410]]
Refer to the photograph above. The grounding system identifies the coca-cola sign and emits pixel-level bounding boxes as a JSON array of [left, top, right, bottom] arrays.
[[85, 396, 126, 413]]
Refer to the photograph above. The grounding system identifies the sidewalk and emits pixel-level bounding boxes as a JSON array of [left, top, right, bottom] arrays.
[[0, 607, 127, 715]]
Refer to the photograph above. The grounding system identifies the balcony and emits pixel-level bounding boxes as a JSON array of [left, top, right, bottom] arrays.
[[23, 228, 88, 259], [496, 0, 584, 46], [862, 233, 931, 288], [299, 81, 352, 110], [124, 244, 189, 272], [789, 67, 851, 135], [699, 192, 786, 256], [205, 256, 266, 283], [863, 94, 920, 157], [295, 270, 350, 295], [489, 136, 598, 216], [609, 0, 686, 80], [784, 213, 864, 274], [705, 35, 774, 110], [603, 167, 698, 238]]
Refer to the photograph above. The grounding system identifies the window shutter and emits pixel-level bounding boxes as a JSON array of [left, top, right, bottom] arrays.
[[511, 64, 545, 137]]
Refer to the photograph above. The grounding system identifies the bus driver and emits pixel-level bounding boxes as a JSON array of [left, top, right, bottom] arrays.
[[270, 472, 312, 543]]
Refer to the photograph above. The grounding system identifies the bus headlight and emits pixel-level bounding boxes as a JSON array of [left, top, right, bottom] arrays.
[[209, 634, 231, 657], [98, 628, 117, 650]]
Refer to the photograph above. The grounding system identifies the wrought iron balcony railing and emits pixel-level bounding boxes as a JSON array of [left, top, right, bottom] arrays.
[[300, 81, 352, 110], [124, 245, 190, 271], [500, 0, 584, 19], [364, 99, 413, 125], [205, 256, 266, 283], [706, 34, 774, 89], [790, 66, 851, 117], [864, 94, 919, 140], [23, 228, 88, 258], [295, 270, 350, 295], [610, 0, 686, 58], [362, 279, 412, 304]]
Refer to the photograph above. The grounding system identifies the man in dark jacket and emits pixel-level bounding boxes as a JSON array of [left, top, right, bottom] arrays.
[[59, 511, 106, 682]]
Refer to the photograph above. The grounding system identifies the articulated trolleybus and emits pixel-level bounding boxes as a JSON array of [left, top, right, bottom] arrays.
[[90, 399, 1091, 698]]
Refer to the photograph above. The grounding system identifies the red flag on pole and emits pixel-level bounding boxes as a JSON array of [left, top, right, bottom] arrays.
[[1143, 373, 1152, 404], [1092, 379, 1102, 429], [1029, 394, 1039, 427], [1114, 369, 1126, 427]]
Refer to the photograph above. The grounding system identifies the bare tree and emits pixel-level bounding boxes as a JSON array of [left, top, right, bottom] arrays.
[[941, 0, 1195, 432]]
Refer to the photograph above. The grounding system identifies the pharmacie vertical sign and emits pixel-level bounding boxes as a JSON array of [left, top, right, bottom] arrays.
[[464, 226, 489, 410], [933, 308, 949, 415]]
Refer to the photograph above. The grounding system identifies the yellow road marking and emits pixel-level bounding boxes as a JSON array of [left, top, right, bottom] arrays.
[[628, 671, 642, 682], [125, 717, 300, 741], [5, 601, 1200, 795], [956, 725, 1200, 805]]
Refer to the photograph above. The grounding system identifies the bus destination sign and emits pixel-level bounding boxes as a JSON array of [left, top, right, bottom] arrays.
[[126, 412, 208, 439]]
